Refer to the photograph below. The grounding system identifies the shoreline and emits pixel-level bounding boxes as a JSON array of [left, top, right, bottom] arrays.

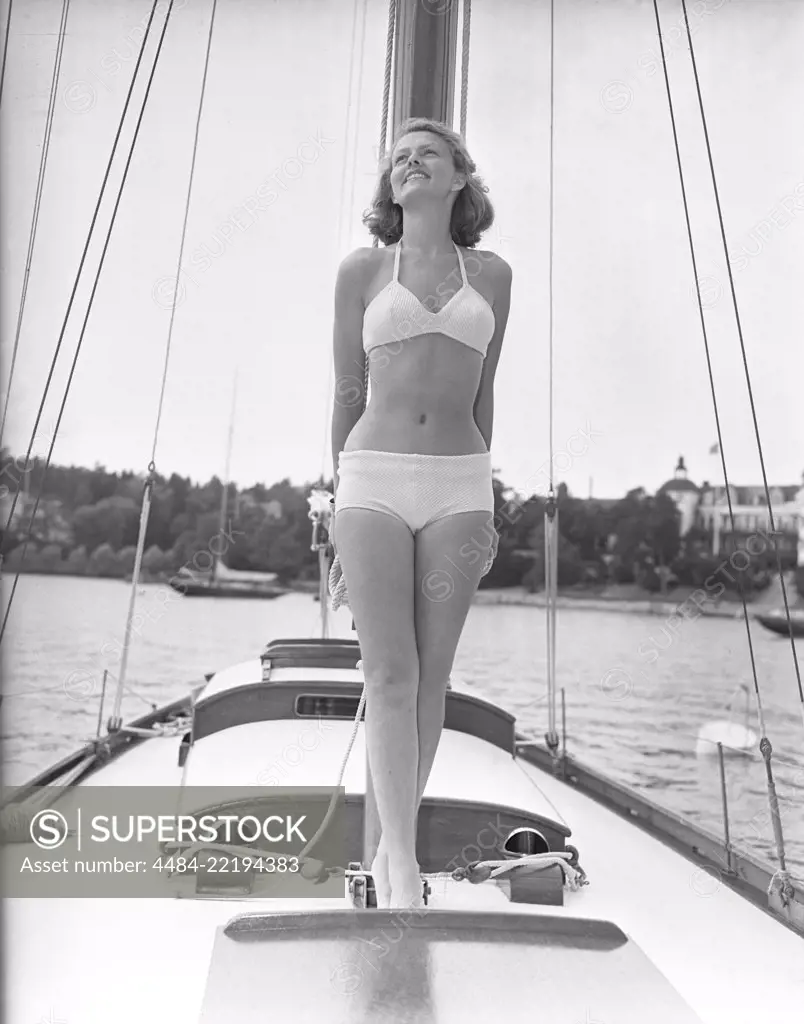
[[7, 570, 790, 620], [473, 586, 747, 618]]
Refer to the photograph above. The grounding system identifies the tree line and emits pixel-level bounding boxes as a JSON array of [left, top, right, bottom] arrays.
[[0, 449, 796, 598]]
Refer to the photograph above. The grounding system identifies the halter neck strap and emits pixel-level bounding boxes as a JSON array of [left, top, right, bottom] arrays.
[[393, 239, 468, 286], [453, 241, 469, 287]]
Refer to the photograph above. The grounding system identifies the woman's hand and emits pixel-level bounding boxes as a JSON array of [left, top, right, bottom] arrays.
[[481, 525, 499, 578], [328, 503, 337, 556]]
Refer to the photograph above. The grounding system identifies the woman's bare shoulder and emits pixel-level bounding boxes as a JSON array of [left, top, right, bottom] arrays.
[[337, 246, 385, 281], [473, 249, 512, 280]]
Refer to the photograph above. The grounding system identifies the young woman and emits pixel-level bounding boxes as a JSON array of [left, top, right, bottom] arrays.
[[330, 117, 512, 909]]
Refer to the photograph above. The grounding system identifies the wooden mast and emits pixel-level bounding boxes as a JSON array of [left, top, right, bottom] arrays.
[[362, 0, 460, 874], [392, 0, 459, 128]]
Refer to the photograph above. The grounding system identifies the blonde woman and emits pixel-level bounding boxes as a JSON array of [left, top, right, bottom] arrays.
[[330, 118, 512, 908]]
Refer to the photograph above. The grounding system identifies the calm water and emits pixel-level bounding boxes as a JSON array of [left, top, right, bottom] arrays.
[[2, 575, 803, 875]]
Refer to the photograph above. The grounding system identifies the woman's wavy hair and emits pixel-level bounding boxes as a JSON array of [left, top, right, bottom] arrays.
[[362, 118, 494, 248]]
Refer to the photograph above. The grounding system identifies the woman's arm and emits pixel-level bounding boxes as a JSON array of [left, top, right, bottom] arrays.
[[473, 255, 513, 451], [331, 248, 372, 492]]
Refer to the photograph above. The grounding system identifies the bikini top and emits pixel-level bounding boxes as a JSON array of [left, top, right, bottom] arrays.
[[362, 240, 496, 357]]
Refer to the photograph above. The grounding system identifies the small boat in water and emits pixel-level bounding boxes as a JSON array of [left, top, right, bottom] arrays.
[[755, 608, 804, 638], [168, 563, 288, 600]]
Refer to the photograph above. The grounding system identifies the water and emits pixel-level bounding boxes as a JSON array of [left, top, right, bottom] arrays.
[[3, 575, 803, 875]]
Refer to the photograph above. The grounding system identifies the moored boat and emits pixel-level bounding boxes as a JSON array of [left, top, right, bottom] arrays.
[[756, 608, 804, 638], [168, 563, 289, 600]]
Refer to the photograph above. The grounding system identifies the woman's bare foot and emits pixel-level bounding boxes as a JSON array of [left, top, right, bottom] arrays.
[[389, 858, 424, 909], [370, 837, 391, 909]]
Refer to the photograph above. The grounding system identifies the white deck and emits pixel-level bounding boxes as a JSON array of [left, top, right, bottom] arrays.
[[4, 688, 803, 1023], [197, 657, 472, 699]]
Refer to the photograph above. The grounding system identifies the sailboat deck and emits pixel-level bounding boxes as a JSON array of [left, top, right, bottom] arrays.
[[199, 909, 701, 1023], [7, 785, 803, 1024], [7, 717, 802, 1024]]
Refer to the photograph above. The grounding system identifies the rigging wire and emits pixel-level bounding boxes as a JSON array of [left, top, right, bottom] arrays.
[[378, 0, 396, 156], [649, 0, 761, 722], [0, 0, 12, 109], [650, 0, 795, 899], [345, 0, 370, 263], [459, 0, 471, 138], [544, 0, 559, 754], [1, 0, 163, 545], [678, 0, 802, 725], [348, 0, 371, 412], [319, 0, 363, 483], [0, 0, 71, 448], [0, 0, 163, 533], [547, 0, 555, 499], [649, 0, 791, 739], [0, 0, 170, 644], [321, 0, 396, 479], [112, 0, 220, 725], [362, 0, 397, 407], [148, 0, 217, 470]]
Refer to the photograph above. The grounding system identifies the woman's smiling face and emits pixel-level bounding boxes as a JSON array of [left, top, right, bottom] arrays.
[[390, 131, 463, 205]]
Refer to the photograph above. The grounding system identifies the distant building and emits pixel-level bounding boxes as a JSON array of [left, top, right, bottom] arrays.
[[657, 456, 802, 563], [657, 457, 700, 535]]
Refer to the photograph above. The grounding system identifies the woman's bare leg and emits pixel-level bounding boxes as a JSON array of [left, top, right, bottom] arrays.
[[333, 507, 420, 908], [372, 512, 493, 903], [413, 512, 494, 830]]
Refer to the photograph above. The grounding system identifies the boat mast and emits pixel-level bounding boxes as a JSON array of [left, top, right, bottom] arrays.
[[213, 373, 238, 583], [391, 0, 459, 131], [363, 0, 460, 872]]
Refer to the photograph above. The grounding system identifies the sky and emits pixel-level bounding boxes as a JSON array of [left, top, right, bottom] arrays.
[[1, 0, 802, 502]]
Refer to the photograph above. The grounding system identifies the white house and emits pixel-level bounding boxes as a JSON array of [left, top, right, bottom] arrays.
[[657, 457, 802, 563]]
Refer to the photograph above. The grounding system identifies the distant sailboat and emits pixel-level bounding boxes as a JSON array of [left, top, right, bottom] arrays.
[[169, 373, 288, 600], [168, 560, 288, 599]]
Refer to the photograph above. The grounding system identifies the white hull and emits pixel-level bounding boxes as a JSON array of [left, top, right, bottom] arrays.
[[4, 647, 802, 1023]]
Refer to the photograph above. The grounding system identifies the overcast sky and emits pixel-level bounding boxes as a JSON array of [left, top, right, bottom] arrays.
[[1, 0, 802, 502]]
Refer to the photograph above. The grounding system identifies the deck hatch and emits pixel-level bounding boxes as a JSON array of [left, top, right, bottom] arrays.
[[190, 682, 516, 753], [198, 909, 703, 1023]]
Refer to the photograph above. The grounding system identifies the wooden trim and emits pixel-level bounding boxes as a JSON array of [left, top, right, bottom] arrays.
[[224, 908, 627, 948]]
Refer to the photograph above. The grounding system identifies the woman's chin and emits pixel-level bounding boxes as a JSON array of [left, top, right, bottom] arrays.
[[398, 186, 442, 206]]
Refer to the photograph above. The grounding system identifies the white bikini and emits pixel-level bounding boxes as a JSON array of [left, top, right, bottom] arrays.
[[362, 239, 495, 357], [335, 240, 498, 544]]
